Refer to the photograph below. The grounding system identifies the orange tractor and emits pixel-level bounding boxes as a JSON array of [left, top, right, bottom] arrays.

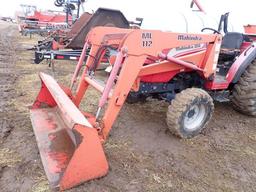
[[30, 26, 256, 190]]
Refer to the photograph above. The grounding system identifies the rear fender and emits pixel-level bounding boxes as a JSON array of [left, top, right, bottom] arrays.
[[228, 44, 256, 83]]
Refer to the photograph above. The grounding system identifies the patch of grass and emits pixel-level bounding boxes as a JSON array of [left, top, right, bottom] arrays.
[[32, 180, 51, 192], [0, 148, 22, 167], [32, 175, 50, 192], [105, 138, 131, 150], [244, 147, 256, 156], [79, 87, 101, 113]]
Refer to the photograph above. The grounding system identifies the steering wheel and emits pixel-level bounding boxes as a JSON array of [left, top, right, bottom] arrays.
[[54, 0, 65, 7], [201, 27, 221, 34]]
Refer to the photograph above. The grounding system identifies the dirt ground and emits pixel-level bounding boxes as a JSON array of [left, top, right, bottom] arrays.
[[1, 21, 256, 192]]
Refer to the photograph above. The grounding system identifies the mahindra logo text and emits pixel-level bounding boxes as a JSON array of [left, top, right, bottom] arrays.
[[178, 35, 202, 41]]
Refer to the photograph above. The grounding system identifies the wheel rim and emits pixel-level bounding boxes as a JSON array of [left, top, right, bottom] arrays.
[[184, 103, 207, 131]]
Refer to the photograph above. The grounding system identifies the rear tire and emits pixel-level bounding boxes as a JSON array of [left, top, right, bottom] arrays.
[[166, 88, 214, 139], [231, 60, 256, 116]]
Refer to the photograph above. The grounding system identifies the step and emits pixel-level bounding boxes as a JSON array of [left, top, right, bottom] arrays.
[[214, 73, 227, 84]]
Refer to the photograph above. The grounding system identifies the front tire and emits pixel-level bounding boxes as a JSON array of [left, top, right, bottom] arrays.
[[166, 88, 214, 139]]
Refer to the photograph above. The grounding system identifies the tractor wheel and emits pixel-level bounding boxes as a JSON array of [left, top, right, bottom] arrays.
[[231, 60, 256, 116], [166, 88, 214, 139]]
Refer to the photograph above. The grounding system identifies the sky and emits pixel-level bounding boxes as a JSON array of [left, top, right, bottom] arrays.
[[0, 0, 255, 32]]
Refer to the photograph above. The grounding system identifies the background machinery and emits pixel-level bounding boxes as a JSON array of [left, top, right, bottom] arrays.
[[33, 8, 139, 64], [18, 0, 84, 36]]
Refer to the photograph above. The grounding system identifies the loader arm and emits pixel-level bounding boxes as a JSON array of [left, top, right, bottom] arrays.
[[73, 26, 221, 139], [191, 0, 206, 13]]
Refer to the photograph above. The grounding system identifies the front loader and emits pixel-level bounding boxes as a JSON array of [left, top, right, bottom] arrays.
[[30, 26, 256, 190]]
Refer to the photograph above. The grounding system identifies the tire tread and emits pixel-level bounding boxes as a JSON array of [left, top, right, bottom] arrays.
[[166, 88, 214, 138], [231, 60, 256, 116]]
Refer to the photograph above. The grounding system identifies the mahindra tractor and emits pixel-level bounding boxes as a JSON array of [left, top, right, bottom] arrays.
[[29, 25, 256, 190]]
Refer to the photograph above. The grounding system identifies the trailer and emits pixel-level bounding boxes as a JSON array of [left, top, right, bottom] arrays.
[[34, 49, 83, 64]]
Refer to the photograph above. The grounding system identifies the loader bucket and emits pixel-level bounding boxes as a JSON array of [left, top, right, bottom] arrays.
[[66, 8, 130, 49], [30, 72, 108, 190]]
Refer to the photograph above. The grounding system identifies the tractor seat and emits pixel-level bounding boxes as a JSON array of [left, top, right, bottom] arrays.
[[221, 32, 244, 50], [220, 32, 244, 59]]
